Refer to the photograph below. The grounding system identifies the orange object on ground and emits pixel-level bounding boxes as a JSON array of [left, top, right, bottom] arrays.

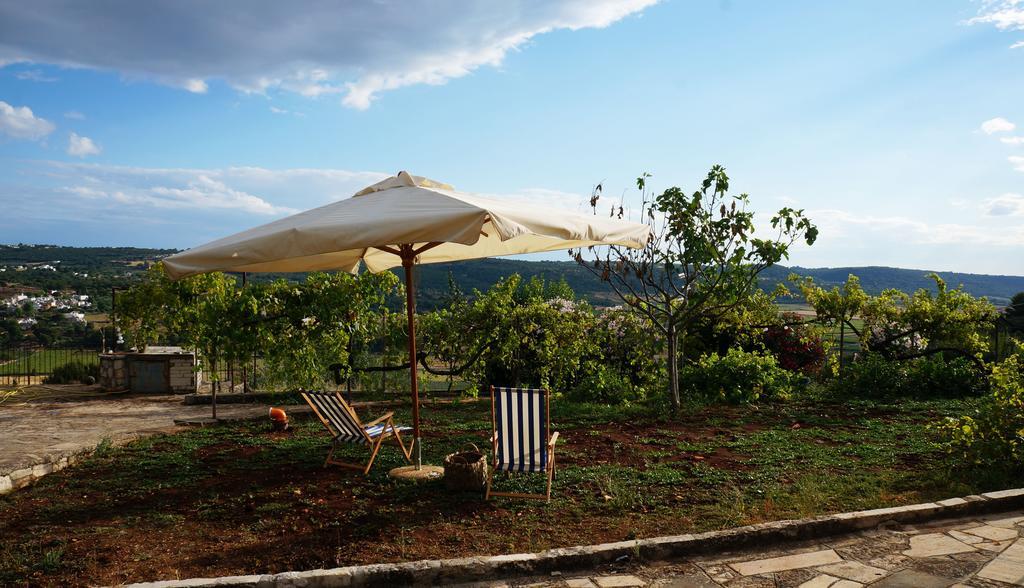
[[269, 407, 288, 422]]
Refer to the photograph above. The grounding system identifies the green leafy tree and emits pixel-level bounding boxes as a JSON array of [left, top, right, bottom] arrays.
[[115, 265, 399, 405], [940, 354, 1024, 469], [586, 306, 665, 402], [419, 274, 476, 393], [1006, 292, 1024, 335], [858, 275, 997, 362], [792, 274, 868, 373], [574, 166, 817, 412], [253, 271, 399, 391], [0, 318, 22, 345], [467, 275, 599, 392]]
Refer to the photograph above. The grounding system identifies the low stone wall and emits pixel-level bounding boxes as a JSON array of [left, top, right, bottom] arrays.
[[1, 447, 94, 495]]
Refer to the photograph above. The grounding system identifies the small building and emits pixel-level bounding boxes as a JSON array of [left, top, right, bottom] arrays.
[[99, 348, 200, 394], [62, 311, 86, 324]]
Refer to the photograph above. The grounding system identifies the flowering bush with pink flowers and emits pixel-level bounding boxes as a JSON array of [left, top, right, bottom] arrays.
[[760, 313, 826, 375]]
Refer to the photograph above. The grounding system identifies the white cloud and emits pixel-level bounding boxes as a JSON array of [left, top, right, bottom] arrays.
[[62, 173, 294, 215], [63, 110, 85, 120], [0, 1, 657, 109], [66, 132, 101, 157], [32, 162, 390, 219], [968, 1, 1024, 31], [1011, 155, 1024, 171], [982, 117, 1016, 134], [14, 68, 57, 82], [1000, 136, 1024, 145], [970, 2, 1024, 52], [268, 105, 305, 117], [983, 193, 1024, 217], [811, 208, 1024, 247], [0, 100, 55, 140], [482, 187, 588, 211], [183, 78, 208, 93]]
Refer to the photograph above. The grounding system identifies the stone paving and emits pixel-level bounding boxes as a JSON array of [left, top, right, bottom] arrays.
[[469, 510, 1024, 588], [0, 394, 273, 492]]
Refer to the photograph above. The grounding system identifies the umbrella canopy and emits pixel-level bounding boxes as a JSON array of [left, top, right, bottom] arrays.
[[163, 171, 650, 469], [162, 171, 649, 278]]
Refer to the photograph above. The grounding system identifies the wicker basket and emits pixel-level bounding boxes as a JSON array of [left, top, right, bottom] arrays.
[[443, 443, 488, 492]]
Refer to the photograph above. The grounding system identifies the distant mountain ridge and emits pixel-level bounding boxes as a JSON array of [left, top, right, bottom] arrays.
[[2, 245, 1021, 307], [759, 265, 1024, 305], [415, 259, 1024, 307]]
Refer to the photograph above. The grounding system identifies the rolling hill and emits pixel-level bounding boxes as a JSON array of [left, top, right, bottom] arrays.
[[2, 244, 1022, 308]]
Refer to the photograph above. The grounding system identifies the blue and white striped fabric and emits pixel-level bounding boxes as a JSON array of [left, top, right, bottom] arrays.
[[494, 387, 548, 472], [362, 423, 412, 440], [304, 392, 409, 445]]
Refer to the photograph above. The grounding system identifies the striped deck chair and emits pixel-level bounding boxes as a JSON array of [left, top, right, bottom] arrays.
[[486, 386, 559, 501], [301, 391, 412, 474]]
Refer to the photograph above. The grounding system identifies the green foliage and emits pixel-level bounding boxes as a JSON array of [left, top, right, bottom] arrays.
[[254, 271, 400, 390], [798, 273, 998, 363], [793, 273, 867, 331], [860, 274, 997, 359], [468, 275, 600, 392], [114, 264, 400, 391], [680, 348, 799, 404], [833, 354, 985, 399], [684, 289, 784, 359], [1004, 291, 1024, 335], [940, 355, 1024, 470], [759, 314, 827, 374], [574, 166, 817, 411], [579, 306, 665, 403], [0, 319, 21, 344], [44, 361, 99, 384], [419, 277, 478, 393]]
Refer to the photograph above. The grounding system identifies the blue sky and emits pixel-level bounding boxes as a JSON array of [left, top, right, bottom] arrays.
[[0, 0, 1022, 274]]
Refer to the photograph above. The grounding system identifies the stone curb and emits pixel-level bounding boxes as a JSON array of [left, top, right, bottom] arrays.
[[0, 434, 144, 496], [123, 488, 1024, 588]]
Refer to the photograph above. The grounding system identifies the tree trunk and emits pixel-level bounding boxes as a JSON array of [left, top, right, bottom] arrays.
[[667, 323, 680, 414], [210, 356, 218, 421], [838, 321, 846, 377]]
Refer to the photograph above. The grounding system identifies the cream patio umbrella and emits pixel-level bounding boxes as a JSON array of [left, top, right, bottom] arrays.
[[163, 171, 650, 475]]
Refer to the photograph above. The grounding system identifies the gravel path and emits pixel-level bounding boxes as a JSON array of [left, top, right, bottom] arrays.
[[1, 393, 271, 476]]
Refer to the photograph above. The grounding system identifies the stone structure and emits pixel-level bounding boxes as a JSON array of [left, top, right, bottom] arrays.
[[99, 350, 199, 394], [98, 353, 127, 390]]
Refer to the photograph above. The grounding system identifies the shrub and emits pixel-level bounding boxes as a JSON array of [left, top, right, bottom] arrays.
[[469, 275, 600, 392], [833, 354, 984, 399], [760, 314, 826, 375], [569, 365, 634, 405], [45, 361, 99, 384], [585, 307, 665, 402], [680, 348, 799, 404], [940, 355, 1024, 469], [831, 354, 905, 398]]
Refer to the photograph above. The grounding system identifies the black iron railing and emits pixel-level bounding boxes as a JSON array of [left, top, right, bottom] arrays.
[[0, 343, 101, 387]]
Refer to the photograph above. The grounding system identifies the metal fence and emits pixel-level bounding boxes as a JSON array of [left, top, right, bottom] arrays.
[[0, 343, 101, 387]]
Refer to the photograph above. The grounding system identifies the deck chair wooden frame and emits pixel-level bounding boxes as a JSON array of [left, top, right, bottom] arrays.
[[485, 386, 559, 502], [301, 391, 412, 475]]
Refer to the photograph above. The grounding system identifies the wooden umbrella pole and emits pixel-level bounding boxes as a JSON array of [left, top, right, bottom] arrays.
[[401, 246, 422, 469]]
